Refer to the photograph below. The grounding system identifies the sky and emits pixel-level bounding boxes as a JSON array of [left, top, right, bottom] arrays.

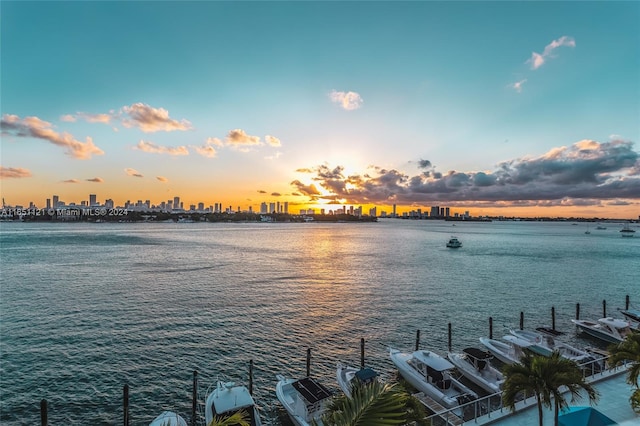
[[1, 1, 639, 218]]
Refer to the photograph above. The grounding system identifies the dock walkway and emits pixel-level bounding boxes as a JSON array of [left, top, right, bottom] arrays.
[[413, 392, 463, 425]]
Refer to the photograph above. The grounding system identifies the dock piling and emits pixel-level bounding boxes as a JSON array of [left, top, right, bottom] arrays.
[[519, 311, 524, 330], [360, 338, 365, 368], [448, 323, 452, 352], [40, 399, 47, 426], [551, 306, 556, 331], [415, 330, 421, 351], [489, 317, 493, 339], [626, 295, 630, 310], [576, 303, 580, 320], [191, 370, 197, 426], [249, 360, 254, 395], [306, 348, 311, 377], [123, 384, 129, 426], [603, 299, 607, 318]]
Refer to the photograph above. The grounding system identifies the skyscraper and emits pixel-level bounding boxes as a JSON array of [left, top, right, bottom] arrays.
[[89, 194, 97, 206]]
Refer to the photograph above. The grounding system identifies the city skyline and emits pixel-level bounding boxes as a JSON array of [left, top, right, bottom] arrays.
[[1, 2, 639, 219]]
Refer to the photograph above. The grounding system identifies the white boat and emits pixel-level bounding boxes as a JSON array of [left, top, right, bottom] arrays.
[[389, 348, 477, 408], [149, 411, 188, 426], [336, 363, 378, 398], [509, 329, 596, 364], [446, 348, 504, 394], [446, 236, 462, 248], [205, 381, 262, 426], [479, 336, 531, 365], [275, 375, 332, 426], [620, 223, 636, 237], [571, 317, 635, 344]]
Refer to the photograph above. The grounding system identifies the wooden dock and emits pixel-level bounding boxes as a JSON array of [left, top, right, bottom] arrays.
[[413, 392, 463, 425]]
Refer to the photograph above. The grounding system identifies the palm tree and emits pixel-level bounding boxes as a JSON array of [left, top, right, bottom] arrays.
[[207, 410, 250, 426], [608, 332, 640, 414], [541, 352, 598, 426], [502, 351, 547, 426], [502, 351, 598, 426], [317, 380, 411, 426]]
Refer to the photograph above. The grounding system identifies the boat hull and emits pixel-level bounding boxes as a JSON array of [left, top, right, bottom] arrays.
[[149, 411, 188, 426], [571, 320, 623, 344], [479, 337, 521, 365], [390, 349, 476, 408], [446, 352, 503, 394]]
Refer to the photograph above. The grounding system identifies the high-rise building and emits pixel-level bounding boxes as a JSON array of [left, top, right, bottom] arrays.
[[46, 199, 51, 209], [198, 202, 204, 211], [260, 202, 267, 214], [89, 194, 97, 206], [173, 196, 180, 209], [284, 201, 288, 214], [53, 195, 59, 208], [445, 207, 450, 217]]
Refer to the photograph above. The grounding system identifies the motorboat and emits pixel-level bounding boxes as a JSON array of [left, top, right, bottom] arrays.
[[275, 375, 332, 426], [620, 223, 636, 237], [571, 317, 635, 344], [149, 411, 188, 426], [336, 362, 378, 398], [447, 348, 504, 394], [509, 329, 596, 364], [479, 336, 532, 365], [389, 348, 477, 408], [205, 381, 262, 426], [446, 236, 462, 248], [596, 225, 607, 230]]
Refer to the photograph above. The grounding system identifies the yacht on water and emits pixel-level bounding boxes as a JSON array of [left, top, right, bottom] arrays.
[[571, 317, 635, 344], [620, 223, 636, 237], [205, 381, 262, 426]]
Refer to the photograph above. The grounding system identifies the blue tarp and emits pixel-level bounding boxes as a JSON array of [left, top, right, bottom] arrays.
[[558, 406, 617, 426]]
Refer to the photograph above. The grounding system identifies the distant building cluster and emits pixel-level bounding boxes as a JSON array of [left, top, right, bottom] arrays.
[[6, 194, 473, 220]]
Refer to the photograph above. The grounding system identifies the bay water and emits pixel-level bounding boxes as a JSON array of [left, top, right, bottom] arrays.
[[1, 219, 638, 425]]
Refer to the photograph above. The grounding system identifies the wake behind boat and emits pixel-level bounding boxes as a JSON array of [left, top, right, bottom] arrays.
[[336, 362, 378, 398], [447, 348, 504, 394], [205, 381, 262, 426], [571, 317, 634, 344], [275, 375, 332, 426], [389, 348, 477, 409]]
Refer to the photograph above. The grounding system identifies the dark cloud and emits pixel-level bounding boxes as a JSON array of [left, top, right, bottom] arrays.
[[291, 140, 640, 207]]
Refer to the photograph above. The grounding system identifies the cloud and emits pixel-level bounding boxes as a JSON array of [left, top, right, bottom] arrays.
[[527, 36, 576, 70], [509, 79, 527, 93], [193, 145, 217, 158], [257, 190, 267, 194], [193, 137, 222, 158], [125, 168, 143, 178], [62, 112, 113, 124], [156, 176, 168, 182], [1, 114, 104, 159], [86, 177, 104, 183], [226, 129, 261, 148], [292, 139, 639, 207], [265, 135, 281, 147], [121, 103, 192, 132], [134, 140, 189, 156], [63, 179, 79, 183], [329, 90, 363, 110], [0, 166, 32, 179]]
